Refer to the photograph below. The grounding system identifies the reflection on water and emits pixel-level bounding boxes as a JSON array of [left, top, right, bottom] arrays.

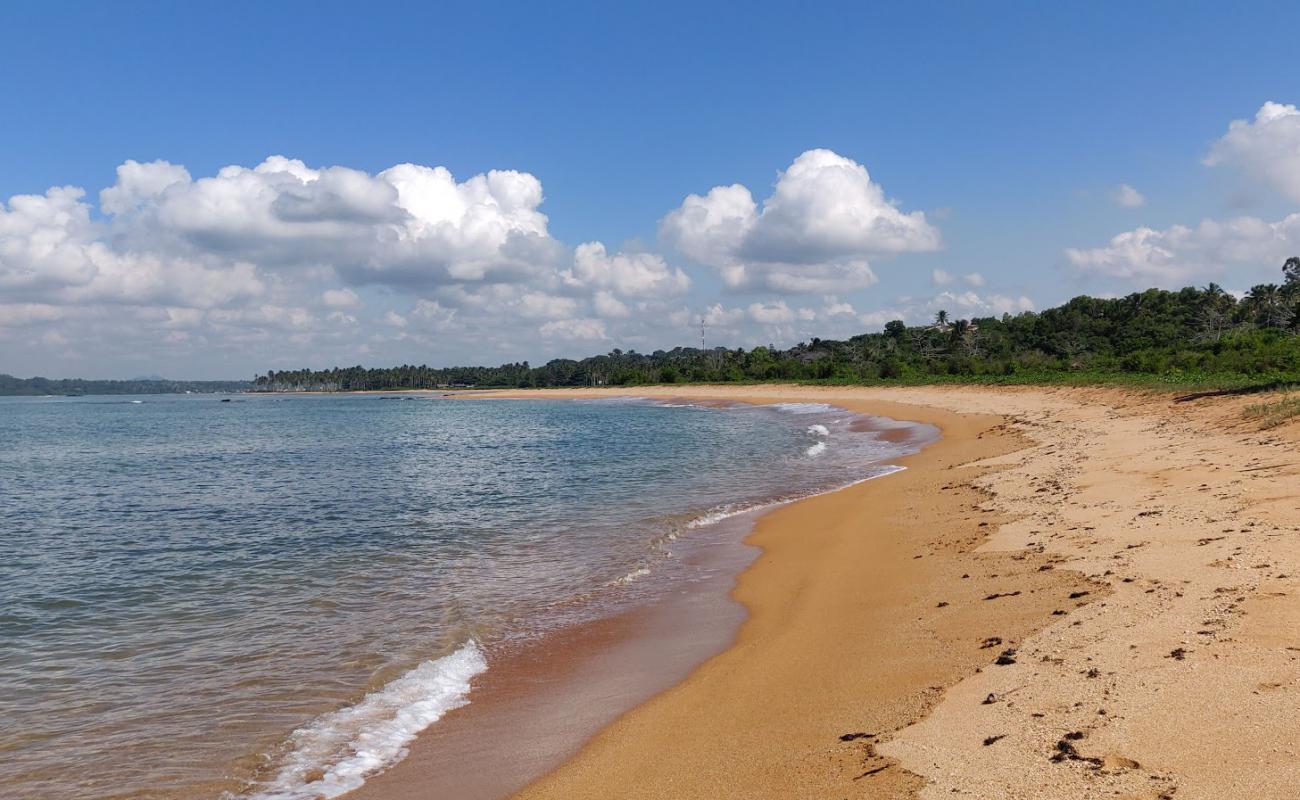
[[0, 393, 927, 799]]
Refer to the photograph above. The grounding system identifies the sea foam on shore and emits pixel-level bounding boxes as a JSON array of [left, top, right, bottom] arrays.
[[248, 642, 487, 800]]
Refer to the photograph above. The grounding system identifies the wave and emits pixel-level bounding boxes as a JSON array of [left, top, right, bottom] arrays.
[[685, 465, 905, 530], [771, 402, 838, 415], [609, 567, 652, 585], [805, 424, 830, 437], [805, 441, 827, 457], [247, 642, 487, 800]]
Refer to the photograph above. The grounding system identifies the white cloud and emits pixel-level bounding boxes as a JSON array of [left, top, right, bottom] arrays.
[[658, 184, 756, 270], [659, 149, 939, 293], [0, 184, 266, 309], [931, 290, 1035, 316], [0, 155, 717, 374], [1111, 183, 1146, 208], [1204, 101, 1300, 203], [515, 291, 579, 320], [0, 302, 72, 327], [821, 296, 856, 316], [593, 290, 630, 318], [1066, 213, 1300, 285], [1, 151, 957, 377], [702, 302, 745, 327], [411, 299, 457, 329], [747, 300, 796, 324], [932, 268, 985, 287], [1066, 103, 1300, 290], [856, 289, 1035, 329], [539, 317, 608, 341], [564, 241, 690, 297], [99, 159, 193, 215], [321, 288, 361, 309]]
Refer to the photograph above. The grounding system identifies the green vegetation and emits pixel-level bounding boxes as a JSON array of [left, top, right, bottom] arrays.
[[255, 262, 1300, 394], [0, 375, 251, 396], [1243, 393, 1300, 429]]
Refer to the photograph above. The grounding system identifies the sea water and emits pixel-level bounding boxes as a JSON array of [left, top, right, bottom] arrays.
[[0, 393, 929, 799]]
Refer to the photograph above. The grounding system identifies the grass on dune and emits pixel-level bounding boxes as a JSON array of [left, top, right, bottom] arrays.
[[1243, 393, 1300, 429]]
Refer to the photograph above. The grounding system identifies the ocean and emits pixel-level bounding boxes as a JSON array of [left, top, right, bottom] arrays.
[[0, 393, 931, 799]]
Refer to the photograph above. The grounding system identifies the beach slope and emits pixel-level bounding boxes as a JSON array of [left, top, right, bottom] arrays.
[[357, 385, 1300, 800]]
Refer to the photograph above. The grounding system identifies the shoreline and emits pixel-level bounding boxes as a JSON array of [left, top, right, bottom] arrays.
[[500, 388, 1087, 800], [342, 398, 937, 800], [347, 387, 1091, 800], [349, 384, 1300, 800]]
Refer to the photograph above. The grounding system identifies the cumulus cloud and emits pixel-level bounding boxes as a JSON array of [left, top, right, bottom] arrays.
[[747, 300, 796, 324], [659, 149, 939, 293], [1112, 184, 1146, 208], [2, 151, 967, 377], [929, 290, 1035, 316], [2, 156, 572, 307], [1066, 214, 1300, 285], [593, 290, 631, 318], [931, 268, 985, 287], [855, 289, 1035, 330], [99, 159, 192, 215], [321, 288, 361, 309], [2, 154, 720, 374], [1204, 101, 1300, 203], [563, 242, 690, 297], [539, 317, 608, 341], [1067, 102, 1300, 290], [0, 185, 266, 308]]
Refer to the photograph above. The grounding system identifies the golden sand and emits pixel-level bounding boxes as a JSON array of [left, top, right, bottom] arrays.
[[350, 385, 1300, 800]]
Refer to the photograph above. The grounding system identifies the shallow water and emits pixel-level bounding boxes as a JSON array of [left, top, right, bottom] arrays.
[[0, 393, 925, 799]]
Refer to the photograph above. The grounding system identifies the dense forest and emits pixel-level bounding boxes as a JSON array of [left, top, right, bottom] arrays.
[[254, 262, 1300, 392], [0, 375, 252, 396]]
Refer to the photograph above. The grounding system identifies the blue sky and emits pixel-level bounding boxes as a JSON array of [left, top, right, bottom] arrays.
[[3, 1, 1300, 378]]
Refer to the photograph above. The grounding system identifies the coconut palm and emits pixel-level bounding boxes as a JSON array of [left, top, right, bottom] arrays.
[[1246, 284, 1293, 329]]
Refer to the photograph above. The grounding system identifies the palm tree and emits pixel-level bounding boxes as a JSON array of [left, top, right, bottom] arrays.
[[1190, 283, 1236, 341], [1247, 283, 1295, 329], [933, 309, 949, 329]]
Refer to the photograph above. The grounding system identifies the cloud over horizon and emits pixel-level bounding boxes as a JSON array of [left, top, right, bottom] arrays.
[[2, 150, 959, 377], [1066, 101, 1300, 290], [658, 149, 940, 293]]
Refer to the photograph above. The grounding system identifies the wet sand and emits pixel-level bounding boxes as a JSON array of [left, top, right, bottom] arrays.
[[349, 385, 1300, 800], [344, 510, 759, 800]]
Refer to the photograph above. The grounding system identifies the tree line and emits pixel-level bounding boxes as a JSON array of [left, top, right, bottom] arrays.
[[0, 375, 252, 396], [253, 260, 1300, 392]]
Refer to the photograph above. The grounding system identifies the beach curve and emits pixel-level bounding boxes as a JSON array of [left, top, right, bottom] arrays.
[[347, 384, 1300, 800]]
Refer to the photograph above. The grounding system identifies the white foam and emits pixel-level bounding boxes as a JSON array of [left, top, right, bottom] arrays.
[[248, 641, 487, 800], [805, 441, 827, 457], [686, 466, 907, 530], [686, 499, 784, 529], [610, 567, 651, 585], [771, 402, 838, 415], [806, 424, 830, 437]]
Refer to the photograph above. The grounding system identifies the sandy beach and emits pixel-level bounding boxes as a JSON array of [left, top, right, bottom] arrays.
[[348, 384, 1300, 800]]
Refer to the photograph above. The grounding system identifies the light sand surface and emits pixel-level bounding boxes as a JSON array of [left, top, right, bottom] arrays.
[[354, 385, 1300, 800]]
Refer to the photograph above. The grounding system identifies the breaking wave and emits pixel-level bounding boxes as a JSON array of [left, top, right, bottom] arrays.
[[246, 642, 487, 800]]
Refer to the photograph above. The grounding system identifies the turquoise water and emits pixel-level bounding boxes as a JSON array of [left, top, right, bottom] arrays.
[[0, 394, 925, 799]]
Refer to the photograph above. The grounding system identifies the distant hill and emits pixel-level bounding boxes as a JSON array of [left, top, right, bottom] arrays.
[[0, 374, 252, 396]]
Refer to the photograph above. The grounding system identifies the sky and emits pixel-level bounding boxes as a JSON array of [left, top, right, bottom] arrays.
[[3, 1, 1300, 379]]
